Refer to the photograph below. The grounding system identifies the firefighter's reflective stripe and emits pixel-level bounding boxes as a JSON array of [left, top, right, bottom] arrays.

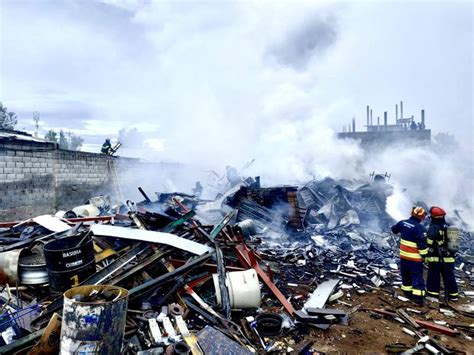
[[427, 290, 439, 296], [400, 239, 425, 261], [401, 285, 413, 292], [425, 257, 455, 263], [427, 239, 444, 245], [400, 250, 422, 261], [449, 292, 459, 297], [412, 289, 425, 296], [401, 239, 417, 248]]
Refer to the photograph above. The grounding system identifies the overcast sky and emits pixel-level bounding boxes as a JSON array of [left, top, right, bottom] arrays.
[[0, 0, 472, 163]]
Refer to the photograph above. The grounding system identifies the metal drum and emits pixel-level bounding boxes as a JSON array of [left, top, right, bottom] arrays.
[[44, 235, 96, 293], [60, 285, 129, 354]]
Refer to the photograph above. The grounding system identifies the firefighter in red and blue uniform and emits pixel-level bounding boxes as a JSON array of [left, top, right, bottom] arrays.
[[425, 206, 459, 301], [391, 207, 429, 305]]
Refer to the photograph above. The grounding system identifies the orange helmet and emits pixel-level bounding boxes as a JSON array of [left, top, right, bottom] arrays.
[[411, 206, 426, 220], [429, 206, 446, 218]]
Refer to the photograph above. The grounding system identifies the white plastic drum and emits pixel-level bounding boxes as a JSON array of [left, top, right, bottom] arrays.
[[213, 269, 261, 309]]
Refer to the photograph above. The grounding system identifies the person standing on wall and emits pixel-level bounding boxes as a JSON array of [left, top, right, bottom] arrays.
[[391, 207, 429, 305], [425, 206, 459, 301]]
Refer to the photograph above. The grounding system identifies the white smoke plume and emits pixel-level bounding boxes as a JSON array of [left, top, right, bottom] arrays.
[[2, 1, 472, 226]]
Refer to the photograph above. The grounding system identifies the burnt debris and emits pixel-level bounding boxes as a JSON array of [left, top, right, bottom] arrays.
[[0, 175, 472, 354]]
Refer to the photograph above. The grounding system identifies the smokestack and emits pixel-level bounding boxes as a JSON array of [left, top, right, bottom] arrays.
[[400, 101, 404, 119], [384, 111, 387, 126], [377, 116, 380, 131], [352, 117, 356, 133], [396, 104, 398, 121], [366, 105, 369, 129], [370, 109, 373, 126], [421, 109, 425, 129]]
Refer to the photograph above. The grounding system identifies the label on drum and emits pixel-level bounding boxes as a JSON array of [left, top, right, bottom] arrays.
[[63, 249, 82, 258], [65, 260, 84, 268]]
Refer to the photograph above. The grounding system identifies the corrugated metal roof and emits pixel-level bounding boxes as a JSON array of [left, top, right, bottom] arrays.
[[0, 130, 53, 144]]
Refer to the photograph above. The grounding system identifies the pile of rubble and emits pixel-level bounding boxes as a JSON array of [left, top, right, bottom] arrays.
[[0, 175, 472, 354]]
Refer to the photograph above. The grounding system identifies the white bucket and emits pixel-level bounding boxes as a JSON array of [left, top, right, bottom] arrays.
[[213, 269, 261, 309], [72, 204, 100, 217]]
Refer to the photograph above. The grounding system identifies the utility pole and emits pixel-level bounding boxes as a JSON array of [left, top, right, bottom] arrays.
[[33, 111, 40, 137]]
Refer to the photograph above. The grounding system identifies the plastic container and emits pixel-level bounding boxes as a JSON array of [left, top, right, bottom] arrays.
[[446, 227, 460, 252], [72, 204, 100, 217], [213, 269, 261, 309]]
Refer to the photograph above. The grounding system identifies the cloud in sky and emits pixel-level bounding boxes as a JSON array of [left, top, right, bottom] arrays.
[[1, 0, 473, 225], [0, 0, 472, 162]]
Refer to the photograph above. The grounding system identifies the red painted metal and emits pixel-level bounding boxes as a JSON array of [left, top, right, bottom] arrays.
[[234, 242, 295, 315], [373, 309, 458, 336], [0, 214, 129, 229]]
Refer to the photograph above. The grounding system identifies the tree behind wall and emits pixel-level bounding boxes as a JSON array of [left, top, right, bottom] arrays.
[[0, 102, 18, 130], [44, 129, 83, 151], [44, 129, 58, 143]]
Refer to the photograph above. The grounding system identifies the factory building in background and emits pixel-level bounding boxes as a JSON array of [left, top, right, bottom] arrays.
[[338, 101, 431, 148]]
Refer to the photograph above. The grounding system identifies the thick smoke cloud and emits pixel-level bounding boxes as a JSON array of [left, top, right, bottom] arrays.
[[269, 13, 338, 69], [1, 1, 472, 226]]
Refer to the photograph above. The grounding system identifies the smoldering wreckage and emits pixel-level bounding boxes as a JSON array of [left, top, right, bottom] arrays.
[[0, 172, 472, 354]]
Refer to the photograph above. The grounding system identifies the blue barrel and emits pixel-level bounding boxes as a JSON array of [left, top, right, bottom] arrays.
[[60, 285, 129, 354]]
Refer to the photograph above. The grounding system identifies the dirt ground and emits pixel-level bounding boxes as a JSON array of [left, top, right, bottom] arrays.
[[297, 290, 474, 353]]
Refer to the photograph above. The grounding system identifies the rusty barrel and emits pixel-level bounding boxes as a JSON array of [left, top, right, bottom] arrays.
[[44, 235, 96, 293], [60, 285, 129, 354]]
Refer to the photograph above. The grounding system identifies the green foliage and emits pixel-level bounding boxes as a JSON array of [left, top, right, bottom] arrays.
[[44, 129, 58, 142], [0, 102, 18, 130], [59, 130, 68, 149], [45, 129, 83, 151]]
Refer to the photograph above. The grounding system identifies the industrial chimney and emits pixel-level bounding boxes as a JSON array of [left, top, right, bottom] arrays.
[[352, 117, 356, 133], [384, 111, 388, 127], [421, 109, 425, 129], [400, 101, 404, 119], [366, 106, 370, 129]]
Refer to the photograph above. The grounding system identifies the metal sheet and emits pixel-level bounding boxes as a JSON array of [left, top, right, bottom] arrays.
[[197, 326, 252, 355], [32, 215, 71, 232], [91, 225, 213, 256], [303, 279, 340, 310]]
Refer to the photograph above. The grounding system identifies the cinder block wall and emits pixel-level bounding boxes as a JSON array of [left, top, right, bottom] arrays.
[[54, 149, 114, 211], [0, 141, 57, 219], [0, 139, 143, 221]]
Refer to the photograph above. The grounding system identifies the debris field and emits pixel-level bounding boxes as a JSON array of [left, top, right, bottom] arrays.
[[0, 174, 472, 354]]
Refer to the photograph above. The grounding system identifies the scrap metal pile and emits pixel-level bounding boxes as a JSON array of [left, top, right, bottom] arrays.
[[0, 175, 473, 354]]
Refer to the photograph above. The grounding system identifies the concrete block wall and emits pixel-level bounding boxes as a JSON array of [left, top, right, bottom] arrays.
[[54, 149, 113, 210], [0, 139, 144, 220], [0, 141, 57, 219]]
